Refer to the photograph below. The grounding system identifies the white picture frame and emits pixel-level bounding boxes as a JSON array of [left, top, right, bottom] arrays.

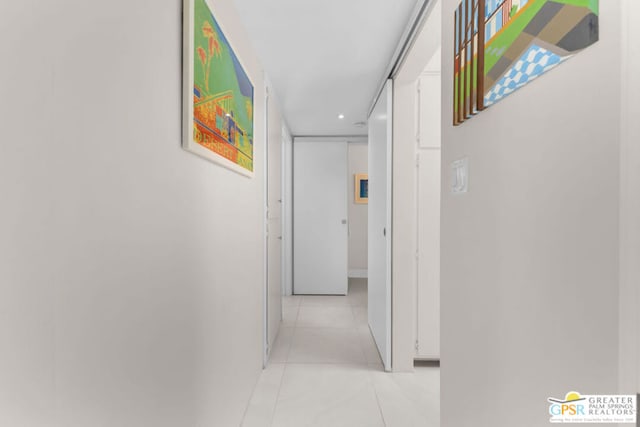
[[182, 0, 255, 177]]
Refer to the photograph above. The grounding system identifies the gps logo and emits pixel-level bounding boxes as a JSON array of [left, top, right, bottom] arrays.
[[548, 392, 586, 417]]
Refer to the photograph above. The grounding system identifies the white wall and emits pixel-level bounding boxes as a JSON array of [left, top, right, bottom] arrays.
[[348, 142, 369, 276], [619, 0, 640, 396], [392, 0, 442, 372], [0, 1, 269, 425], [441, 1, 622, 425]]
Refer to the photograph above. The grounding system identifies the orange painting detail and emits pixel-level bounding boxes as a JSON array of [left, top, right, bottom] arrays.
[[185, 0, 254, 173]]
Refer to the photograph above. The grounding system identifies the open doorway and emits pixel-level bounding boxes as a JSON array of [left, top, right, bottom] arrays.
[[279, 136, 383, 369], [390, 0, 442, 373]]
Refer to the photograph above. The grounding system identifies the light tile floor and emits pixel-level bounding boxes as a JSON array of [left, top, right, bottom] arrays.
[[242, 279, 440, 427]]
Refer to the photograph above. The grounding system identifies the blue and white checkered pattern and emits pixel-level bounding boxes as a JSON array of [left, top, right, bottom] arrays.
[[484, 44, 567, 107]]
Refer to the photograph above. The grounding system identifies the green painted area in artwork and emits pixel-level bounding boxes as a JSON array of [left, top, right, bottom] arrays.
[[194, 0, 253, 152], [454, 77, 458, 110], [484, 0, 547, 73], [555, 0, 598, 15], [453, 56, 480, 114]]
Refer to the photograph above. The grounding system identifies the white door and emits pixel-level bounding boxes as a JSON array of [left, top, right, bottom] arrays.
[[368, 80, 393, 371], [293, 140, 348, 295], [265, 89, 283, 362]]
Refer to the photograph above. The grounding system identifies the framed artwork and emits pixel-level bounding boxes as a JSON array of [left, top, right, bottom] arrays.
[[183, 0, 255, 176], [355, 174, 368, 204], [453, 0, 599, 125]]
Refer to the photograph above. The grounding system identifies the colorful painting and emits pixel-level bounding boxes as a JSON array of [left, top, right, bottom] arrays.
[[453, 0, 598, 125], [183, 0, 254, 175], [355, 174, 368, 204]]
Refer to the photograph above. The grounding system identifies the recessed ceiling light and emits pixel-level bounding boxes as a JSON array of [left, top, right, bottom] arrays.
[[338, 114, 345, 120]]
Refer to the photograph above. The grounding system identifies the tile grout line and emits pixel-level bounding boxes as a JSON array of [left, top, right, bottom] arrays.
[[347, 287, 389, 427], [356, 270, 387, 425], [368, 364, 389, 427], [239, 377, 258, 426], [266, 362, 287, 427], [349, 303, 370, 364], [268, 299, 298, 427], [265, 297, 298, 427], [283, 303, 299, 361], [275, 284, 390, 425], [248, 297, 298, 427]]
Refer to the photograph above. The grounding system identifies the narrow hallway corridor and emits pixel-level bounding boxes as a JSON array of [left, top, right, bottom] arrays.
[[242, 280, 440, 427]]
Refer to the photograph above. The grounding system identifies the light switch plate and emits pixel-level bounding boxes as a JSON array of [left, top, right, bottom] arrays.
[[451, 157, 469, 194]]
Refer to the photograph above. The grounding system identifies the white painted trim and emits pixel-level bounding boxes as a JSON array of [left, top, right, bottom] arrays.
[[262, 79, 269, 368], [414, 80, 421, 360], [368, 0, 436, 116], [294, 136, 368, 144], [348, 269, 368, 278], [620, 0, 640, 396], [384, 80, 394, 372], [282, 125, 294, 296], [281, 128, 286, 298]]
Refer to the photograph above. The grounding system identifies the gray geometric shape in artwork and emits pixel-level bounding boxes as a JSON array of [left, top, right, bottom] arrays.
[[557, 13, 599, 52], [523, 1, 563, 36], [488, 55, 516, 82]]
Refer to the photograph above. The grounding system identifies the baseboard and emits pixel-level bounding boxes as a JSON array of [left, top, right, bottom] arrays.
[[348, 269, 368, 278]]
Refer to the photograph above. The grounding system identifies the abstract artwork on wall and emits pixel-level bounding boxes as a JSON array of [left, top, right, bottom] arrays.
[[453, 0, 598, 125], [355, 174, 368, 204], [183, 0, 254, 176]]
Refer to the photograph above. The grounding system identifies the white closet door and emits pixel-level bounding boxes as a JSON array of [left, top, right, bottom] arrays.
[[293, 140, 348, 295], [368, 80, 393, 371]]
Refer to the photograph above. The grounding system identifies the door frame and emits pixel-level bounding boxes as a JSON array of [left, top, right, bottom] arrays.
[[282, 126, 294, 297], [290, 136, 366, 296], [383, 81, 394, 372], [263, 81, 287, 367], [262, 82, 270, 367], [620, 0, 640, 394]]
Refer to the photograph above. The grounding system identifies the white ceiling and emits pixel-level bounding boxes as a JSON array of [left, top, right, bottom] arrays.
[[232, 0, 420, 136]]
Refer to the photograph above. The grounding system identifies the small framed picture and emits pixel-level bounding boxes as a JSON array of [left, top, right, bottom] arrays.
[[355, 173, 368, 204]]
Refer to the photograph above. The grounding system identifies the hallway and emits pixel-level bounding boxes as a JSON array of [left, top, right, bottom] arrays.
[[242, 280, 440, 427], [1, 0, 639, 425]]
